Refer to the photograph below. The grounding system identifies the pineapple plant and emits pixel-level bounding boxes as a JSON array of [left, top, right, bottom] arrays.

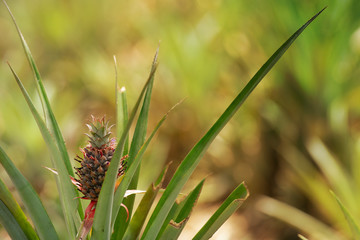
[[72, 116, 126, 201], [0, 1, 324, 239]]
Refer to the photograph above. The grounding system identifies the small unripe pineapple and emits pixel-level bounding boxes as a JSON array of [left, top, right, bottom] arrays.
[[73, 116, 126, 200]]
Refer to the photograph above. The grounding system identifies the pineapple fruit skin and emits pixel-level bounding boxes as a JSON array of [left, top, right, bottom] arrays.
[[74, 116, 125, 200]]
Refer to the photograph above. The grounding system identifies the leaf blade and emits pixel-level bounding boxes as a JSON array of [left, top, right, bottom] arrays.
[[113, 49, 158, 239], [0, 200, 28, 240], [0, 177, 39, 240], [141, 8, 325, 240], [122, 165, 168, 240], [91, 53, 158, 240], [2, 0, 84, 221]]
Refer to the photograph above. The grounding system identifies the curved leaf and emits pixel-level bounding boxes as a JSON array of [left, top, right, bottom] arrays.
[[7, 65, 79, 238], [2, 0, 84, 221], [193, 182, 248, 240]]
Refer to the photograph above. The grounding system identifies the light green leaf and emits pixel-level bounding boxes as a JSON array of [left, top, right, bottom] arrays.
[[2, 0, 74, 177], [193, 182, 248, 240], [113, 84, 130, 240], [2, 0, 84, 221], [7, 65, 79, 238], [91, 51, 158, 240], [257, 196, 345, 240], [331, 191, 360, 239], [114, 48, 158, 239]]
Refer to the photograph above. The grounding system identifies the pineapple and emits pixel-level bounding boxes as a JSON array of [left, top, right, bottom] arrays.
[[72, 116, 126, 200]]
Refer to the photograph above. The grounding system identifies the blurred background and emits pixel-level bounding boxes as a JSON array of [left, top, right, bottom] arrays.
[[0, 0, 360, 239]]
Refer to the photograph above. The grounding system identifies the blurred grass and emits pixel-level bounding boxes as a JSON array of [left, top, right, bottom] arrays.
[[0, 0, 359, 239]]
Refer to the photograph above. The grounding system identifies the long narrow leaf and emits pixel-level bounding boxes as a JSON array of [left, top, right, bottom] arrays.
[[8, 65, 79, 238], [91, 53, 158, 240], [115, 47, 159, 239], [306, 138, 357, 211], [192, 182, 248, 240], [2, 0, 84, 220], [141, 8, 325, 239], [111, 100, 182, 230], [2, 0, 74, 177], [0, 146, 58, 240], [0, 200, 28, 240], [257, 196, 345, 240], [115, 62, 129, 150], [113, 68, 130, 240], [111, 110, 167, 227], [0, 177, 39, 240]]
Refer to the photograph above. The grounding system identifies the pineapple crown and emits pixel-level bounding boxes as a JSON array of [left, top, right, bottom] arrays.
[[85, 115, 114, 149]]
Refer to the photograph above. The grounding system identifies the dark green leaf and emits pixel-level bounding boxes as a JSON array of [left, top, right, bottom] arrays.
[[122, 164, 168, 240]]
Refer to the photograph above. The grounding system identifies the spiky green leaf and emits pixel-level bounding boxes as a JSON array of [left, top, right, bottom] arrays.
[[113, 48, 158, 239], [91, 51, 158, 240], [7, 65, 79, 238], [2, 0, 84, 221]]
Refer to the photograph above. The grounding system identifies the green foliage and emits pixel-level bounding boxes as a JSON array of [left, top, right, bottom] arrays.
[[0, 145, 58, 240], [0, 1, 324, 239], [0, 178, 39, 240]]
